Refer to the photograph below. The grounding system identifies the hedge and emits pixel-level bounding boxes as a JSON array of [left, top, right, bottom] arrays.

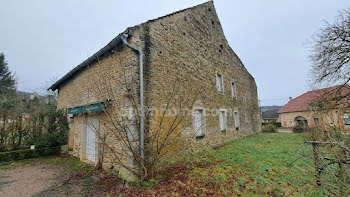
[[0, 146, 61, 164], [261, 124, 277, 133], [262, 122, 281, 128]]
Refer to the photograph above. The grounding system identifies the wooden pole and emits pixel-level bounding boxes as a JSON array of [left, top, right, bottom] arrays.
[[311, 143, 322, 186]]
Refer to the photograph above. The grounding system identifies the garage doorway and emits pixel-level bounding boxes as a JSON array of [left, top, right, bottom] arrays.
[[85, 117, 99, 162]]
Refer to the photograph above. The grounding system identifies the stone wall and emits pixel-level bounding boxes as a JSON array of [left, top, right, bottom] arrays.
[[55, 1, 261, 180], [136, 1, 260, 161], [56, 29, 145, 180]]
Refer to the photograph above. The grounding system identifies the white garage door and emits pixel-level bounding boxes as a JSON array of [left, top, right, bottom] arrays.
[[86, 118, 98, 162]]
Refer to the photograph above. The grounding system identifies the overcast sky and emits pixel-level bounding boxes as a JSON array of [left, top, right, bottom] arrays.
[[1, 0, 349, 106]]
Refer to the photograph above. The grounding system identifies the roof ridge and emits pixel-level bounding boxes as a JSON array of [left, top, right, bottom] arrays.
[[49, 1, 214, 90], [309, 85, 346, 92], [126, 1, 213, 31], [146, 1, 213, 23]]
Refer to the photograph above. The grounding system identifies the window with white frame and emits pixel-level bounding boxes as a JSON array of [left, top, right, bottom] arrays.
[[231, 81, 236, 98], [194, 109, 205, 137], [216, 72, 224, 93], [219, 110, 227, 131]]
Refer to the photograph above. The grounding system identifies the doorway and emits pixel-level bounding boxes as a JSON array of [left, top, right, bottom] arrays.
[[85, 117, 99, 162]]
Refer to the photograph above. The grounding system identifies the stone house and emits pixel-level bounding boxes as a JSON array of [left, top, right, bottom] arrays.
[[261, 109, 280, 123], [278, 86, 350, 131], [49, 1, 260, 180]]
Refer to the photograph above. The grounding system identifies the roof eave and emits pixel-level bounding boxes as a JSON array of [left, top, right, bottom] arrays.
[[48, 34, 124, 91]]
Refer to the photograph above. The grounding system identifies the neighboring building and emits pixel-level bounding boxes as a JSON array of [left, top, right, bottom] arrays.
[[49, 1, 260, 180], [261, 109, 280, 123], [29, 93, 39, 100], [278, 86, 350, 130], [16, 90, 56, 104], [260, 105, 282, 112]]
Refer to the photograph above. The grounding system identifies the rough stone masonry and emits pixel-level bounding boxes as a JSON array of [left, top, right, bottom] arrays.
[[50, 1, 260, 181]]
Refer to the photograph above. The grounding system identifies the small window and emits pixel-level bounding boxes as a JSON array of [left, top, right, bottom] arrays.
[[310, 102, 319, 111], [194, 109, 205, 136], [344, 112, 350, 126], [231, 81, 236, 98], [216, 72, 224, 93], [234, 111, 240, 130], [344, 118, 350, 126], [243, 93, 247, 102], [219, 110, 227, 131], [313, 117, 319, 126], [283, 121, 287, 127]]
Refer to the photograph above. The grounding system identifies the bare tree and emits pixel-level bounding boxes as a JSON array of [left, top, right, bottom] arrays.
[[308, 8, 350, 102], [82, 56, 206, 181], [305, 8, 350, 195]]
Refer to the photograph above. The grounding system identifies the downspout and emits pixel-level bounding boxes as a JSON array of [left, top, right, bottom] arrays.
[[121, 33, 145, 178]]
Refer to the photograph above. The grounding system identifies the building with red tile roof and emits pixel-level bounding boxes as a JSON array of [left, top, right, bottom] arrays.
[[278, 86, 350, 130]]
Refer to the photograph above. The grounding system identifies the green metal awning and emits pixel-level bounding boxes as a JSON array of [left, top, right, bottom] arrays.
[[67, 102, 105, 115]]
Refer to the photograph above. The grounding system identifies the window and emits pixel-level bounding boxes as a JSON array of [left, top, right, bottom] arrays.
[[231, 81, 236, 98], [344, 118, 350, 126], [344, 111, 350, 126], [234, 111, 240, 130], [243, 93, 246, 102], [313, 117, 319, 126], [219, 110, 227, 131], [194, 109, 205, 136], [283, 121, 287, 127], [310, 102, 319, 111], [216, 72, 224, 93]]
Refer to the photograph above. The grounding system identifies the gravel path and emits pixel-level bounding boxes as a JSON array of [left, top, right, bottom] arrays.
[[277, 128, 293, 133], [0, 164, 69, 197]]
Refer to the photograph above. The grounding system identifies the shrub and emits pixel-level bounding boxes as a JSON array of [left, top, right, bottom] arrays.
[[261, 124, 277, 133], [262, 122, 281, 128], [293, 125, 305, 133], [26, 130, 67, 148], [0, 146, 61, 164], [0, 95, 69, 152], [24, 108, 68, 148], [141, 178, 158, 187], [302, 126, 332, 142]]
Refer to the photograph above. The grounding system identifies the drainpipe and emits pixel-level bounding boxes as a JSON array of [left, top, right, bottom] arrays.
[[121, 33, 145, 178]]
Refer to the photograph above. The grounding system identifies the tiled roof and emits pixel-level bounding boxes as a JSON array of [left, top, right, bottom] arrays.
[[278, 85, 350, 114], [262, 109, 279, 119]]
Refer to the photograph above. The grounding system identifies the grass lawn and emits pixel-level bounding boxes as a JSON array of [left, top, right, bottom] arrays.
[[1, 133, 343, 196], [119, 133, 328, 196]]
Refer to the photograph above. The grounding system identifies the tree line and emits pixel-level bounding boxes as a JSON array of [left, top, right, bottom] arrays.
[[0, 53, 68, 152]]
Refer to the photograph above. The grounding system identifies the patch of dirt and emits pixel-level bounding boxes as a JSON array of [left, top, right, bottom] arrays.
[[35, 172, 124, 197], [0, 158, 124, 197], [109, 161, 229, 197], [277, 128, 293, 133], [0, 164, 69, 197]]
